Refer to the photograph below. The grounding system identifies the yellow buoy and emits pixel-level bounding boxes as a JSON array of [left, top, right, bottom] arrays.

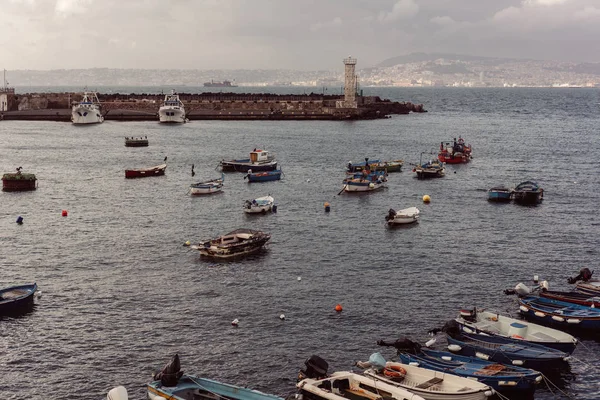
[[184, 240, 191, 246], [423, 195, 431, 203]]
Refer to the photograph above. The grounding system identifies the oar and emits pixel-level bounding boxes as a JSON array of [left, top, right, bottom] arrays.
[[337, 184, 347, 195]]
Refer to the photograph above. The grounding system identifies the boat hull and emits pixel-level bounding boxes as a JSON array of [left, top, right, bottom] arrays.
[[415, 169, 445, 179], [247, 171, 282, 182], [125, 164, 166, 179], [438, 153, 469, 164], [540, 290, 600, 308], [71, 106, 103, 124], [488, 190, 511, 202], [158, 107, 187, 123], [222, 160, 278, 172], [190, 184, 223, 195], [0, 283, 37, 315], [125, 139, 149, 147], [2, 175, 37, 191], [399, 350, 540, 394], [344, 180, 386, 192], [518, 296, 600, 331]]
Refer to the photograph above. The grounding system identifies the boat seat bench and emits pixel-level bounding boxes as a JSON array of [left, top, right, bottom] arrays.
[[415, 377, 443, 389]]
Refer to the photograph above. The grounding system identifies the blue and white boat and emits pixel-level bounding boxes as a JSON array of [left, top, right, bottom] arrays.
[[377, 339, 542, 394], [0, 283, 37, 316], [487, 186, 512, 202], [444, 330, 569, 371], [518, 295, 600, 331], [147, 355, 284, 400], [221, 149, 278, 172], [245, 169, 282, 182], [342, 170, 387, 193], [455, 308, 578, 354]]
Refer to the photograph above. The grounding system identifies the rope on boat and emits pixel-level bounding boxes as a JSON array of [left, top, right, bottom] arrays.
[[567, 354, 600, 373], [540, 372, 575, 399], [493, 391, 511, 400]]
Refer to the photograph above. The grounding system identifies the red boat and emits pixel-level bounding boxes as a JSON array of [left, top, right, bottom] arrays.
[[540, 290, 600, 308], [438, 137, 472, 164], [125, 163, 167, 179]]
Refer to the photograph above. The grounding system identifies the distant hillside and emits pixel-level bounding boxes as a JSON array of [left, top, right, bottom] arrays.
[[378, 53, 536, 68]]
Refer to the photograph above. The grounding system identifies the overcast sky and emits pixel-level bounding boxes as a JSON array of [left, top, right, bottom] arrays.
[[1, 0, 599, 71]]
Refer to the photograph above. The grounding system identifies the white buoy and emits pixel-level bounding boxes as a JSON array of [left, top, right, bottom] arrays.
[[297, 276, 302, 281], [35, 290, 42, 298], [231, 318, 239, 326], [280, 314, 285, 320], [425, 338, 436, 347]]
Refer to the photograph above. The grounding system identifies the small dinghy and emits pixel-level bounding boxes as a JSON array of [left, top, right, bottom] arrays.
[[125, 163, 166, 179], [358, 352, 494, 400], [297, 355, 424, 400], [189, 173, 224, 195], [147, 354, 284, 400], [245, 169, 282, 182], [342, 170, 387, 193], [455, 307, 577, 354], [487, 186, 512, 202], [377, 339, 542, 395], [512, 181, 543, 205], [386, 207, 420, 225], [0, 283, 37, 316], [244, 195, 275, 214], [124, 136, 148, 147], [192, 228, 271, 260], [413, 159, 445, 179]]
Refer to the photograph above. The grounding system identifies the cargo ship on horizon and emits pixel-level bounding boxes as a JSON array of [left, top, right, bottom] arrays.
[[204, 79, 238, 88]]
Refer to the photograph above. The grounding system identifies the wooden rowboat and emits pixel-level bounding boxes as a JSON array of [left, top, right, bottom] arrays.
[[125, 163, 166, 179]]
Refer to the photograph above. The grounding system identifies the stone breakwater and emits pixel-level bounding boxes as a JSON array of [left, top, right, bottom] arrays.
[[0, 92, 426, 121]]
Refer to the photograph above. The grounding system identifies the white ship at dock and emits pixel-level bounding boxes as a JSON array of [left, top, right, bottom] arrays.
[[71, 92, 104, 124], [158, 90, 187, 123]]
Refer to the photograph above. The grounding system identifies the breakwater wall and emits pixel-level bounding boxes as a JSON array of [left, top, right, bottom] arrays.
[[0, 92, 426, 121]]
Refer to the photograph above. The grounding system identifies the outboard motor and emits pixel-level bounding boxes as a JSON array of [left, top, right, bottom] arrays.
[[441, 319, 461, 338], [153, 354, 183, 387], [377, 337, 422, 355], [459, 307, 477, 322], [299, 355, 328, 381], [385, 209, 397, 221], [504, 282, 531, 296], [568, 267, 594, 284]]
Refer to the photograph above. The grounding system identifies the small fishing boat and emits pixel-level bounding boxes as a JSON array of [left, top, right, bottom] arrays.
[[413, 159, 445, 179], [444, 326, 570, 370], [244, 195, 275, 214], [358, 352, 494, 400], [124, 136, 149, 147], [0, 283, 37, 315], [438, 138, 472, 164], [297, 355, 424, 400], [386, 207, 420, 225], [147, 354, 284, 400], [221, 149, 277, 172], [347, 159, 403, 173], [518, 295, 600, 330], [342, 170, 387, 193], [125, 163, 166, 179], [487, 186, 512, 202], [189, 174, 224, 195], [540, 289, 600, 308], [2, 167, 37, 191], [245, 169, 282, 182], [192, 228, 271, 260], [378, 339, 542, 394], [575, 281, 600, 296], [455, 308, 577, 354], [512, 181, 543, 204]]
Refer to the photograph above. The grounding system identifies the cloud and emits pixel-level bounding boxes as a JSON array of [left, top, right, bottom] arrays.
[[378, 0, 419, 23], [524, 0, 569, 5], [310, 17, 343, 32], [55, 0, 93, 17]]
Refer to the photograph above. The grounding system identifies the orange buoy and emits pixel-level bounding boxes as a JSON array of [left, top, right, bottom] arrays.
[[62, 210, 68, 217], [335, 304, 343, 312]]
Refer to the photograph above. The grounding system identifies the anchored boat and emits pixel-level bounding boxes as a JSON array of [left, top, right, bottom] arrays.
[[125, 136, 149, 147], [413, 157, 445, 179], [455, 308, 577, 354], [518, 295, 600, 331], [342, 170, 387, 193], [487, 186, 512, 202], [245, 169, 282, 182], [125, 163, 166, 179], [386, 207, 420, 225], [221, 149, 278, 172], [438, 137, 472, 164], [512, 181, 543, 205], [158, 90, 187, 123], [0, 283, 37, 316], [71, 91, 104, 124], [189, 173, 224, 195], [358, 352, 494, 400], [244, 195, 275, 214], [193, 228, 271, 260]]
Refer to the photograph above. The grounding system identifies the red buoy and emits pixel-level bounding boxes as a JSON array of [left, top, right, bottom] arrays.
[[335, 304, 343, 312], [62, 210, 68, 217]]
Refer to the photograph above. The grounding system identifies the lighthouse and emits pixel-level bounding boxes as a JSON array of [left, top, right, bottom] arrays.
[[337, 56, 358, 108]]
